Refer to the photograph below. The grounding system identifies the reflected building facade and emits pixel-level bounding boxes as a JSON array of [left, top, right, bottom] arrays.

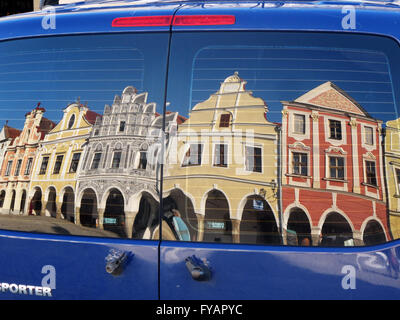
[[281, 82, 389, 246], [0, 106, 55, 215], [76, 86, 184, 238], [28, 102, 100, 220], [164, 73, 280, 244]]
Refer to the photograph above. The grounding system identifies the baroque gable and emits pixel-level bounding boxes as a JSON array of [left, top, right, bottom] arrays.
[[294, 82, 369, 117]]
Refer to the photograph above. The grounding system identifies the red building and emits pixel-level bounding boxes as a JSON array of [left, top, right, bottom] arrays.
[[281, 81, 389, 246]]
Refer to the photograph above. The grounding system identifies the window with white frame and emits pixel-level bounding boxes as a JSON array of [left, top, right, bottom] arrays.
[[293, 114, 306, 134], [245, 146, 262, 173], [69, 153, 81, 173], [24, 158, 33, 175], [39, 157, 49, 175], [214, 144, 228, 167], [329, 119, 342, 140], [182, 143, 203, 167], [365, 160, 377, 186], [111, 151, 122, 169], [364, 126, 374, 145], [329, 156, 345, 180], [4, 161, 12, 176], [91, 152, 102, 170], [292, 152, 308, 176], [53, 155, 64, 174], [14, 159, 22, 177]]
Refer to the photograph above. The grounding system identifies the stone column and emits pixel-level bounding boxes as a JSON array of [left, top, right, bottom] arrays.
[[2, 187, 12, 214], [311, 226, 321, 246], [311, 111, 320, 188], [75, 206, 81, 225], [26, 197, 33, 216], [13, 189, 22, 215], [196, 213, 204, 242], [125, 211, 138, 239], [56, 201, 62, 219], [350, 118, 361, 194], [41, 201, 47, 217], [231, 219, 241, 244], [353, 230, 364, 246], [97, 208, 105, 230], [282, 228, 288, 245]]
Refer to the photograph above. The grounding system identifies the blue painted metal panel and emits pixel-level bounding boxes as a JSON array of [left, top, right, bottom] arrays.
[[0, 231, 158, 299], [172, 1, 400, 42], [160, 240, 400, 299], [0, 3, 179, 41]]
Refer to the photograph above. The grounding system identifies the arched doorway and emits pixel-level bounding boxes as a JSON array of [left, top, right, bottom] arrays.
[[203, 189, 232, 243], [132, 192, 159, 239], [321, 212, 353, 247], [166, 189, 197, 241], [0, 190, 6, 208], [80, 188, 98, 228], [363, 220, 386, 246], [240, 195, 281, 245], [287, 208, 311, 246], [104, 188, 125, 237], [19, 190, 26, 214], [46, 187, 57, 218], [31, 188, 42, 215], [61, 187, 75, 222], [9, 190, 16, 212]]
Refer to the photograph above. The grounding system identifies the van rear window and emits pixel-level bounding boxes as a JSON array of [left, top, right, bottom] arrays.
[[163, 32, 400, 247]]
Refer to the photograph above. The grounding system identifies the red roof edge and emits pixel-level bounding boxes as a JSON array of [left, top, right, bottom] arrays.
[[85, 110, 102, 125]]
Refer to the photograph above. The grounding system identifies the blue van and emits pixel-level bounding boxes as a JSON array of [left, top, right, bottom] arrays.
[[0, 0, 399, 300]]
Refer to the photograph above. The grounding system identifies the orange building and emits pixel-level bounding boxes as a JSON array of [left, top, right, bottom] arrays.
[[0, 106, 55, 214]]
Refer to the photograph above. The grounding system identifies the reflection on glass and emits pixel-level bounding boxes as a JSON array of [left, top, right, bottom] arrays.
[[0, 33, 170, 239], [0, 31, 398, 247], [163, 70, 395, 246], [161, 32, 400, 247]]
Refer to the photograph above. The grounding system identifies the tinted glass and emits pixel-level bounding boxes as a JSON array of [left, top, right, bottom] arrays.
[[0, 33, 169, 239], [162, 31, 400, 247]]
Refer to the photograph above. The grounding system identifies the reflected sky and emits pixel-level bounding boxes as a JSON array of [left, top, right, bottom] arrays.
[[0, 32, 398, 130], [190, 46, 396, 124], [0, 33, 168, 129]]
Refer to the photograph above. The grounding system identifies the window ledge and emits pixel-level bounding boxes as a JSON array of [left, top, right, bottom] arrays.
[[323, 177, 348, 183], [285, 173, 311, 179], [361, 182, 379, 189]]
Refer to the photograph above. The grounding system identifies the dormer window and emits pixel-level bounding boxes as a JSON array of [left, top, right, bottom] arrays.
[[68, 114, 75, 129], [219, 114, 231, 128]]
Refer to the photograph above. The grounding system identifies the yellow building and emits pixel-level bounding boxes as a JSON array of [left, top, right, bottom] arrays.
[[163, 72, 280, 244], [28, 102, 100, 221], [384, 117, 400, 239]]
